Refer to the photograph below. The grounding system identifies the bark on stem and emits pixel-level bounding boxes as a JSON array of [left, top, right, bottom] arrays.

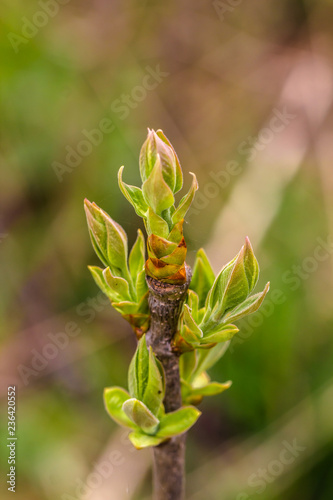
[[145, 265, 192, 500]]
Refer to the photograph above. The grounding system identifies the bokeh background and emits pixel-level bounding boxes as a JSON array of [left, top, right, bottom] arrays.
[[1, 1, 333, 499]]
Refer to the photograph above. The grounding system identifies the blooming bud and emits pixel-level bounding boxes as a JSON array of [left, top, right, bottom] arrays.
[[84, 199, 128, 273], [140, 129, 183, 193]]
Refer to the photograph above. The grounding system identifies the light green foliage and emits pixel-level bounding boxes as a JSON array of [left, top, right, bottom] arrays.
[[104, 336, 201, 449], [85, 129, 270, 448], [174, 238, 270, 354], [85, 199, 149, 336], [119, 129, 198, 283]]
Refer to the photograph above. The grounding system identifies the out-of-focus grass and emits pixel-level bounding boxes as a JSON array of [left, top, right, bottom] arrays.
[[1, 0, 333, 499]]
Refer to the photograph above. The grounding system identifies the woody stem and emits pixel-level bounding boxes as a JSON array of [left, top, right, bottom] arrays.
[[145, 266, 191, 500]]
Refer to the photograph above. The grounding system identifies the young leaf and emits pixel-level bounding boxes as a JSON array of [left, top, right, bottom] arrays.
[[142, 156, 175, 215], [122, 398, 159, 434], [146, 208, 170, 238], [136, 270, 148, 302], [192, 341, 230, 380], [183, 305, 203, 339], [128, 335, 149, 401], [141, 347, 165, 415], [243, 236, 259, 291], [103, 267, 132, 301], [148, 234, 177, 259], [201, 324, 239, 344], [171, 173, 198, 224], [179, 350, 197, 382], [224, 282, 270, 324], [84, 199, 108, 266], [155, 129, 183, 193], [85, 199, 129, 275], [127, 335, 164, 415], [187, 290, 199, 316], [203, 238, 260, 324], [189, 381, 232, 397], [157, 406, 201, 438], [128, 430, 165, 449], [204, 256, 238, 316], [140, 129, 183, 193], [190, 248, 215, 308], [104, 387, 136, 429], [118, 166, 149, 218], [129, 229, 145, 285], [88, 266, 116, 300], [167, 219, 184, 244], [112, 301, 139, 315]]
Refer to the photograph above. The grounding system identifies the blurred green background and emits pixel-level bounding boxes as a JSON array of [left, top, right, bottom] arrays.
[[1, 0, 333, 499]]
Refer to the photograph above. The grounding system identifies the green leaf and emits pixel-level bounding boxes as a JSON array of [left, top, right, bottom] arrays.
[[88, 230, 109, 268], [189, 381, 232, 397], [103, 267, 132, 301], [167, 220, 184, 244], [103, 387, 136, 429], [172, 173, 198, 224], [112, 301, 138, 315], [122, 398, 159, 434], [179, 350, 197, 381], [157, 406, 201, 438], [192, 342, 230, 380], [84, 199, 108, 266], [201, 324, 239, 344], [140, 129, 183, 193], [203, 238, 260, 326], [142, 156, 175, 215], [187, 290, 199, 316], [129, 229, 145, 285], [156, 129, 183, 193], [88, 266, 116, 300], [183, 305, 203, 338], [142, 348, 165, 415], [139, 129, 159, 182], [128, 335, 149, 401], [243, 237, 259, 291], [128, 430, 165, 449], [205, 257, 237, 315], [224, 282, 270, 324], [128, 336, 164, 415], [190, 249, 215, 308], [146, 208, 170, 238], [180, 327, 202, 347], [136, 270, 148, 302], [118, 166, 149, 217]]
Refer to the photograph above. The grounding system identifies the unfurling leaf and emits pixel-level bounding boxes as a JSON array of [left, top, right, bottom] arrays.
[[142, 156, 175, 214], [200, 324, 239, 344], [140, 128, 183, 193], [122, 398, 159, 434], [190, 248, 215, 308], [118, 166, 148, 217], [88, 266, 115, 300], [103, 267, 132, 301], [128, 431, 165, 449], [84, 199, 128, 274], [203, 237, 260, 326], [128, 335, 164, 415], [103, 387, 136, 429], [192, 342, 230, 380], [183, 305, 203, 339], [172, 173, 198, 224], [223, 282, 270, 323], [146, 208, 169, 238], [129, 229, 145, 285], [157, 406, 201, 438]]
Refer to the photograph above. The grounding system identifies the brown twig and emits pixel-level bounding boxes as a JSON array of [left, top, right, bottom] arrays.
[[145, 265, 192, 500]]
